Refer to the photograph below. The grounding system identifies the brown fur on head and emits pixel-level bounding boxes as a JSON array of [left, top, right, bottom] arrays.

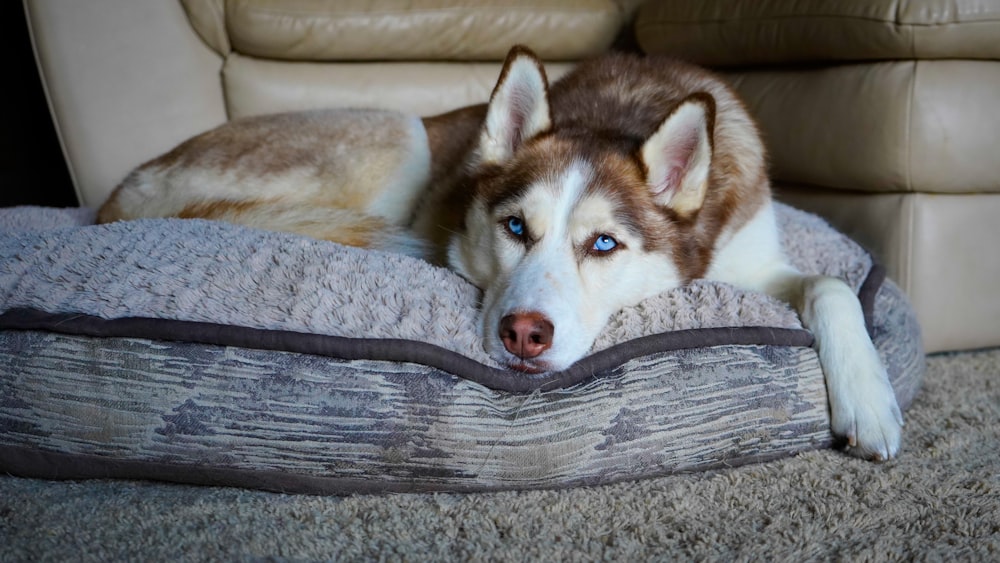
[[450, 46, 770, 284]]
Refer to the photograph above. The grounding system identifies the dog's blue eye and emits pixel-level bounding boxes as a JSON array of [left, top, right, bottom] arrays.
[[507, 216, 525, 237], [593, 234, 618, 252]]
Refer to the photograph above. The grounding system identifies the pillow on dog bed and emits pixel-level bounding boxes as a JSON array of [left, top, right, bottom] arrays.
[[0, 204, 923, 494]]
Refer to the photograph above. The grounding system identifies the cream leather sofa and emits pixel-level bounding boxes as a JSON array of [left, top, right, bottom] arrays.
[[26, 0, 999, 353]]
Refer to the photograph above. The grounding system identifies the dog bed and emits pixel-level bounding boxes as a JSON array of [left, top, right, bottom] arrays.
[[0, 204, 923, 494]]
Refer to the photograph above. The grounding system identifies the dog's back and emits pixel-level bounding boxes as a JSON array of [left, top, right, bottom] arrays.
[[98, 108, 439, 258]]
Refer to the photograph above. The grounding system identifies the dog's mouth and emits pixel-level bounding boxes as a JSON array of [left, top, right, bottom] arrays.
[[503, 359, 551, 375]]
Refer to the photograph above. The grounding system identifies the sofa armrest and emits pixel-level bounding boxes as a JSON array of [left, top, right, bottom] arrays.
[[25, 0, 227, 207]]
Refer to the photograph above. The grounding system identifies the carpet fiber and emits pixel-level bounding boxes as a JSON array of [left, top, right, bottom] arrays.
[[2, 349, 998, 561]]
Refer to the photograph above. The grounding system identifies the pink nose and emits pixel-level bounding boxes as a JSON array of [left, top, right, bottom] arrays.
[[499, 312, 554, 359]]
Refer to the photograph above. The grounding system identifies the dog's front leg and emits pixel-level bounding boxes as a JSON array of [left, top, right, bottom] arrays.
[[764, 268, 904, 460]]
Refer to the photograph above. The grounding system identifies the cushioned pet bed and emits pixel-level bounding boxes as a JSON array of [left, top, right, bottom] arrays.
[[0, 204, 923, 494]]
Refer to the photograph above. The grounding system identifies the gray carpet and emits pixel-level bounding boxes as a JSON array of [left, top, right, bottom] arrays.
[[2, 349, 998, 561]]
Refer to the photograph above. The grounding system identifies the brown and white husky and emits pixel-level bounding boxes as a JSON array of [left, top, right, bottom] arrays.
[[100, 46, 903, 460]]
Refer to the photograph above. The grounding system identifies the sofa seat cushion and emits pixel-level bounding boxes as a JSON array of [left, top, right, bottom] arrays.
[[635, 0, 1000, 67], [182, 0, 642, 61]]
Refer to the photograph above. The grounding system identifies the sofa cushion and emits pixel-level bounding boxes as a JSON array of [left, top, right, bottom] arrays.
[[183, 0, 642, 61], [720, 61, 1000, 195], [635, 0, 1000, 67]]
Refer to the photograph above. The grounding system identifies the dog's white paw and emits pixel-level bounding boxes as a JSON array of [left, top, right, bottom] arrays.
[[826, 347, 904, 461]]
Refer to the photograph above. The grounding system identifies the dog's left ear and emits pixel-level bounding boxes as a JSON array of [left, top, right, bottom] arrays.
[[478, 45, 552, 164], [641, 93, 715, 216]]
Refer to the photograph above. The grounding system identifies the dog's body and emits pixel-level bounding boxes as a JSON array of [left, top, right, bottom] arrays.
[[100, 48, 903, 460]]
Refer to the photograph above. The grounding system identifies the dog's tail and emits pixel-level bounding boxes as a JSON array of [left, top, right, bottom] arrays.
[[172, 199, 432, 260]]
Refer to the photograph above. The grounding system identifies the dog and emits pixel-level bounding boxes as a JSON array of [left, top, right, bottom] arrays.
[[99, 46, 903, 460]]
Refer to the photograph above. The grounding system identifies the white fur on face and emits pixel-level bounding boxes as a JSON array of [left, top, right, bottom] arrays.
[[453, 160, 684, 372]]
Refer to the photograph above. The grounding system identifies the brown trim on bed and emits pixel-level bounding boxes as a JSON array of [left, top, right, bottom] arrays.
[[0, 308, 811, 393], [0, 442, 829, 497], [0, 263, 882, 394], [0, 444, 444, 495], [859, 262, 885, 338]]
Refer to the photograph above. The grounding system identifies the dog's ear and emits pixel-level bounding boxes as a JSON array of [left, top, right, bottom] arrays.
[[641, 93, 715, 216], [478, 45, 552, 164]]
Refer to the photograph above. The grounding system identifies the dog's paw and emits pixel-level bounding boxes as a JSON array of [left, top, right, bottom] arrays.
[[827, 351, 904, 461]]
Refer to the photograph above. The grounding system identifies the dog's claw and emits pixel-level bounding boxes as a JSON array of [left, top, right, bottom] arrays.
[[834, 400, 901, 461], [828, 358, 903, 461]]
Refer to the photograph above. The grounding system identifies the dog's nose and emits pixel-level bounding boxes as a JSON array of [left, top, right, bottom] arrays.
[[499, 312, 554, 359]]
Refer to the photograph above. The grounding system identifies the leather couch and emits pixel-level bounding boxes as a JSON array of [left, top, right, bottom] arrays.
[[25, 0, 999, 353]]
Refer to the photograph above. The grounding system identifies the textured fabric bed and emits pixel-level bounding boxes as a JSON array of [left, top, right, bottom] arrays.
[[0, 204, 924, 494]]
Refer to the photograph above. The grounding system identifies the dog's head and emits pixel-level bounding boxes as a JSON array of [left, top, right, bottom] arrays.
[[448, 46, 718, 373]]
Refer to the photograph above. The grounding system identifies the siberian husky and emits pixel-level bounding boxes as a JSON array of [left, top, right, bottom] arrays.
[[100, 46, 903, 460]]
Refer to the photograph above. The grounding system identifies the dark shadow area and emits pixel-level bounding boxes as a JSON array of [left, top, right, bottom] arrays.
[[1, 2, 77, 208]]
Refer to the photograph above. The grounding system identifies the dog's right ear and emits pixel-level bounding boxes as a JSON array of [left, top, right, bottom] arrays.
[[478, 46, 552, 164]]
